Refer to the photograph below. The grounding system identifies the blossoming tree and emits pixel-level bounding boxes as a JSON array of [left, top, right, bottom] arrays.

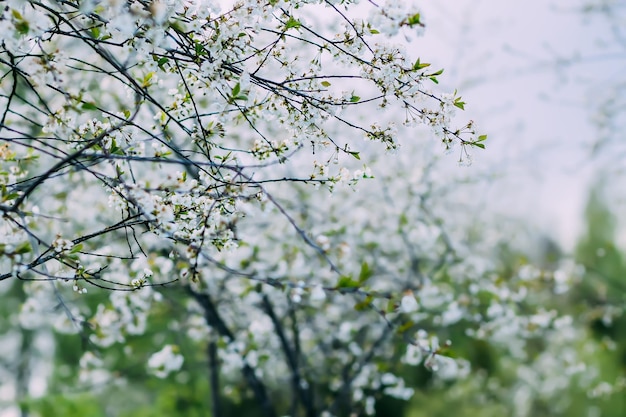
[[9, 1, 606, 416]]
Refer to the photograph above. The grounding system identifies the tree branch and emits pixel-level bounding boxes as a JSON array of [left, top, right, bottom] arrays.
[[187, 286, 277, 417]]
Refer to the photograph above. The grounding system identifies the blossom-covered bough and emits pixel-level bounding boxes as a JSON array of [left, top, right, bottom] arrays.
[[0, 0, 540, 415]]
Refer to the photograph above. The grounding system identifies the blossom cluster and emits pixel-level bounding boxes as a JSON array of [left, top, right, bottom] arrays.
[[0, 0, 514, 415]]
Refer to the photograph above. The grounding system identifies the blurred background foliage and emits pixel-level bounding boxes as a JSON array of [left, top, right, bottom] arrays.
[[1, 185, 623, 417]]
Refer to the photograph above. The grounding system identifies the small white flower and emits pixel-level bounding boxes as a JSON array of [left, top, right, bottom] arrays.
[[403, 343, 424, 365], [148, 344, 184, 378], [315, 235, 331, 251], [400, 290, 418, 313], [52, 236, 74, 253]]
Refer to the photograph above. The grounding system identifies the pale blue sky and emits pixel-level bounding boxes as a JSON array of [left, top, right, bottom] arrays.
[[413, 0, 625, 248]]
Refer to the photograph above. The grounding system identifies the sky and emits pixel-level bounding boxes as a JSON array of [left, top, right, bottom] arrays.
[[412, 0, 625, 248]]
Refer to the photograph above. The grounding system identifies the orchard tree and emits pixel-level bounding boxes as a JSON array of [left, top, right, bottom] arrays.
[[5, 1, 605, 417], [2, 1, 622, 416]]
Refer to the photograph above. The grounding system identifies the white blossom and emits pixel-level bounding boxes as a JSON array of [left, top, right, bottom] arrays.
[[148, 345, 184, 378]]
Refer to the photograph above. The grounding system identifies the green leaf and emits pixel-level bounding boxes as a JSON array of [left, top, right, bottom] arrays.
[[14, 241, 32, 255], [413, 58, 430, 71], [472, 142, 485, 149], [285, 17, 301, 30], [349, 151, 360, 160], [321, 81, 331, 87], [4, 191, 21, 202], [358, 261, 373, 283], [12, 9, 31, 34], [232, 82, 241, 97], [70, 243, 83, 254], [349, 95, 360, 103], [194, 42, 205, 56], [157, 57, 169, 69], [81, 102, 98, 111], [141, 72, 155, 87], [429, 76, 439, 84], [354, 295, 374, 311], [111, 139, 125, 155], [477, 134, 488, 142], [14, 20, 30, 35], [453, 100, 465, 110], [398, 320, 415, 333], [407, 13, 422, 26], [337, 275, 359, 289], [169, 20, 186, 33]]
